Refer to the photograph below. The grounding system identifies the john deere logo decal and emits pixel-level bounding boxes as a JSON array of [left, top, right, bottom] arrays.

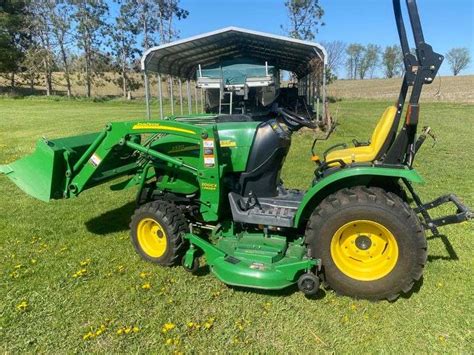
[[132, 123, 195, 135]]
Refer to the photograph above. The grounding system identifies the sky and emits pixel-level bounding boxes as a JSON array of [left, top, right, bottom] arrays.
[[171, 0, 474, 77]]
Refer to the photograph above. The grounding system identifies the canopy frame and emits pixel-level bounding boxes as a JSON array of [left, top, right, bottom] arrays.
[[141, 27, 327, 121]]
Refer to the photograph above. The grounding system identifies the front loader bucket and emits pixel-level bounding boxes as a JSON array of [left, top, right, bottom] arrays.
[[0, 133, 100, 202]]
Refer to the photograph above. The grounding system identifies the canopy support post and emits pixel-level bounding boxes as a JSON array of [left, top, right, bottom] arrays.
[[169, 77, 174, 115], [186, 80, 192, 114], [194, 84, 198, 113], [322, 63, 327, 125], [179, 79, 183, 115], [200, 88, 204, 113], [144, 71, 151, 120], [158, 74, 164, 119]]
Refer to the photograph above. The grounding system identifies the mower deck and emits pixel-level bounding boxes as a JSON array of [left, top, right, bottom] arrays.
[[185, 231, 318, 290]]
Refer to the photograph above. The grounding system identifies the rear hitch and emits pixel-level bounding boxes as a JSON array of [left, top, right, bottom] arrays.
[[403, 179, 473, 235]]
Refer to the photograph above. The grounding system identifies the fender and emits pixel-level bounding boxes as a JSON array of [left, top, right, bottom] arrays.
[[293, 166, 424, 227]]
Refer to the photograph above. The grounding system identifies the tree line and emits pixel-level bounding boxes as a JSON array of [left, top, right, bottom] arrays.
[[0, 0, 188, 98], [323, 41, 471, 80], [1, 0, 471, 99]]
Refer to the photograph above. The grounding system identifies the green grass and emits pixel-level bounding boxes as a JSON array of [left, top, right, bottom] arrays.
[[0, 97, 473, 352]]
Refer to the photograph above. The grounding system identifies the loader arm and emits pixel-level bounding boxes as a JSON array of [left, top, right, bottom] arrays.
[[0, 120, 223, 221]]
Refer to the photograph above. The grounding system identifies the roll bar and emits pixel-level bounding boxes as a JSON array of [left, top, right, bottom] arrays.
[[383, 0, 444, 165]]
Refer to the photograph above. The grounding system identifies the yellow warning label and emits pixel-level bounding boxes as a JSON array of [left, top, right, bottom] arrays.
[[201, 182, 217, 190], [220, 140, 237, 147]]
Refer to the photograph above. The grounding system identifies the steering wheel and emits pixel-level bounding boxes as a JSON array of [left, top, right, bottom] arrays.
[[277, 107, 317, 129]]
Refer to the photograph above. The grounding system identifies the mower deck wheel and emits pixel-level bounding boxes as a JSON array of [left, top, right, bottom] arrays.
[[297, 273, 320, 296], [182, 255, 200, 274]]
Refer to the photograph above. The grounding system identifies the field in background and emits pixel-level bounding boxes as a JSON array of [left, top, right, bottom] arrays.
[[0, 97, 473, 352], [2, 73, 473, 103], [329, 75, 474, 103]]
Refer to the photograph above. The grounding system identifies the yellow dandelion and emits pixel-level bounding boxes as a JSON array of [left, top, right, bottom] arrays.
[[133, 326, 140, 333], [350, 304, 357, 311], [72, 268, 87, 278], [139, 271, 149, 278], [80, 258, 91, 267], [162, 322, 176, 333], [83, 331, 95, 340], [117, 265, 125, 273], [30, 259, 37, 265], [16, 300, 28, 312], [141, 282, 151, 290], [203, 317, 215, 330], [117, 329, 124, 335], [165, 338, 173, 345]]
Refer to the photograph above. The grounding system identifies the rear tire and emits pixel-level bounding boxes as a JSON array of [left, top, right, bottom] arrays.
[[305, 186, 427, 301], [130, 201, 187, 266]]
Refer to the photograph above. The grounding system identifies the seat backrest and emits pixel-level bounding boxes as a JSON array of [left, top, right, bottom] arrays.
[[370, 106, 397, 155]]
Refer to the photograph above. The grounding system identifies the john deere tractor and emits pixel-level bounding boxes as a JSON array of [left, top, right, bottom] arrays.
[[1, 0, 471, 300]]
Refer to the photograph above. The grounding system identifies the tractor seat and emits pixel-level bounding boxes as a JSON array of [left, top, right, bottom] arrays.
[[325, 106, 397, 165]]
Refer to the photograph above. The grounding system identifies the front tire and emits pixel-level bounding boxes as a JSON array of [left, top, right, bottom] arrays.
[[305, 186, 427, 301], [130, 201, 187, 266]]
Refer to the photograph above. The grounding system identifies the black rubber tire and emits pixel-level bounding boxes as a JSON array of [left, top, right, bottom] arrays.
[[182, 255, 200, 274], [297, 273, 320, 296], [130, 201, 187, 266], [305, 186, 427, 301]]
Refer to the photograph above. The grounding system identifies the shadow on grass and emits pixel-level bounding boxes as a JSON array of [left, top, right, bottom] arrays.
[[426, 233, 459, 262], [85, 201, 136, 235], [227, 282, 326, 300], [397, 276, 424, 301]]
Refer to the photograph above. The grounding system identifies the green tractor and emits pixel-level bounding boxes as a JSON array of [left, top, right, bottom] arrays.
[[1, 0, 471, 301]]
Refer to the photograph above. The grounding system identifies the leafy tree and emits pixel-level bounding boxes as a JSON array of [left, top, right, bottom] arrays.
[[27, 1, 57, 96], [382, 45, 403, 78], [0, 1, 29, 87], [51, 2, 74, 97], [445, 47, 471, 76], [132, 0, 189, 50], [345, 43, 364, 80], [282, 0, 324, 40], [321, 40, 346, 76], [359, 44, 380, 79], [72, 0, 109, 97], [108, 0, 141, 98], [157, 0, 189, 44]]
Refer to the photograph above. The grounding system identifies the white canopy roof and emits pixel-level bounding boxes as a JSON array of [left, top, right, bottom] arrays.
[[141, 27, 327, 79]]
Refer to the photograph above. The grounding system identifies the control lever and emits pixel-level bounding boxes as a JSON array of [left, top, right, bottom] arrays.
[[415, 126, 436, 153]]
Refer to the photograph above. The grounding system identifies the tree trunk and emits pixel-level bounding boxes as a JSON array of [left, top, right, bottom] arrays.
[[44, 57, 51, 96], [10, 72, 15, 88], [85, 51, 91, 98], [122, 66, 127, 99], [60, 45, 72, 97]]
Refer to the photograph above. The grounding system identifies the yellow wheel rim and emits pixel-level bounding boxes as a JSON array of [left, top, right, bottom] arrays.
[[330, 220, 399, 281], [136, 218, 168, 258]]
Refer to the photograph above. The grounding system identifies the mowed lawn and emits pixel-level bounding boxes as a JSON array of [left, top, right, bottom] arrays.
[[0, 97, 473, 352]]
